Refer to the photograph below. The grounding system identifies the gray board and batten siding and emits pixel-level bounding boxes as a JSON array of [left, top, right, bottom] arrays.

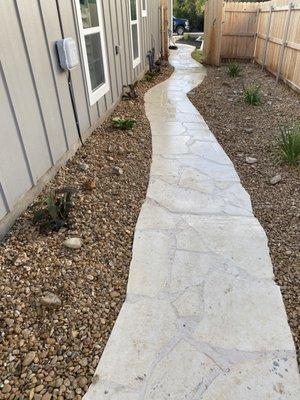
[[0, 0, 162, 238]]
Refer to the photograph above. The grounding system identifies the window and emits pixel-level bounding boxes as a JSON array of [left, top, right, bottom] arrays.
[[141, 0, 147, 17], [75, 0, 110, 105], [129, 0, 140, 68]]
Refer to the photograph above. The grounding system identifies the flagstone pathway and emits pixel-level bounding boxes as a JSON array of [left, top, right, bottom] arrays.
[[84, 44, 300, 399]]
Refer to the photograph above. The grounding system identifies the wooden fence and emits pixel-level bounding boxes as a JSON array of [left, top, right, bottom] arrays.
[[203, 0, 300, 93], [255, 0, 300, 91], [221, 2, 260, 59]]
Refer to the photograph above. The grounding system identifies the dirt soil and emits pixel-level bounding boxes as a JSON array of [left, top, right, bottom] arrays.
[[189, 63, 300, 365], [0, 64, 174, 400]]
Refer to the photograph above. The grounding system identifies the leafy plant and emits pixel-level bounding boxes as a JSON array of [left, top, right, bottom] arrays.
[[144, 73, 154, 82], [144, 68, 160, 82], [227, 62, 241, 78], [244, 85, 261, 106], [33, 188, 75, 232], [112, 117, 136, 130], [274, 123, 300, 165]]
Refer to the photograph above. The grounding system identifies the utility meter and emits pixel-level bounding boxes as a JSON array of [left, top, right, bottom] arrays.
[[56, 38, 79, 70]]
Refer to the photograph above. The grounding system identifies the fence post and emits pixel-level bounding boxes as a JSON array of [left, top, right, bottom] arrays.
[[253, 7, 261, 62], [160, 0, 169, 61], [276, 2, 293, 83], [203, 0, 224, 66], [262, 5, 273, 70]]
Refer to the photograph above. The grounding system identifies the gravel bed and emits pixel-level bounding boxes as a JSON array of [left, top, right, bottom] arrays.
[[176, 37, 202, 49], [0, 64, 174, 400], [189, 63, 300, 365]]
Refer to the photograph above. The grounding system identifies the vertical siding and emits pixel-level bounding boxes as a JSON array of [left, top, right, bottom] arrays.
[[109, 0, 123, 97], [102, 0, 118, 106], [0, 0, 162, 231], [0, 182, 9, 220], [115, 0, 130, 85], [123, 0, 135, 84], [39, 0, 78, 147], [0, 62, 32, 209], [0, 1, 52, 184], [16, 0, 69, 163]]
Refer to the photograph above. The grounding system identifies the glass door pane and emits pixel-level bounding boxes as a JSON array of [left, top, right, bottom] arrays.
[[84, 32, 105, 91], [132, 24, 139, 60], [130, 0, 137, 21], [80, 0, 99, 28]]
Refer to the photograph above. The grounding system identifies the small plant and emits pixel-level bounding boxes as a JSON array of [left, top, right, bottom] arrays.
[[33, 188, 75, 232], [227, 62, 241, 77], [274, 123, 300, 165], [144, 73, 154, 82], [244, 84, 261, 106], [112, 117, 136, 130], [183, 32, 189, 41]]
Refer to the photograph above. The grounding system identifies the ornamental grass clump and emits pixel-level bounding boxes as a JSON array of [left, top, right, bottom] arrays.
[[244, 84, 261, 106], [112, 117, 136, 130], [274, 122, 300, 165], [227, 62, 241, 77]]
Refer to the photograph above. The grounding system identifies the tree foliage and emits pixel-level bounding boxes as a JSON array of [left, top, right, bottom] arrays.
[[173, 0, 205, 31]]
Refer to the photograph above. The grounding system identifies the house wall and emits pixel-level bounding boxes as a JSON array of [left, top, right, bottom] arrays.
[[0, 0, 162, 237]]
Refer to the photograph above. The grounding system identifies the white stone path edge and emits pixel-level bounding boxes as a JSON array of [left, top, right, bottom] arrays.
[[84, 45, 300, 399]]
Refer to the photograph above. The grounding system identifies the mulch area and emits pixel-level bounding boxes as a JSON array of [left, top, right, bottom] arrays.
[[189, 63, 300, 364], [0, 64, 174, 400]]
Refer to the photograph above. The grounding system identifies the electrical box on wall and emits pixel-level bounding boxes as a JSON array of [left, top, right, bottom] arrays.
[[56, 38, 79, 70]]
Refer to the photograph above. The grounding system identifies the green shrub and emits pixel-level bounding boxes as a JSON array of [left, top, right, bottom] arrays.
[[227, 62, 241, 78], [274, 123, 300, 165], [33, 188, 75, 232], [183, 32, 189, 41], [244, 85, 261, 106], [112, 117, 136, 130]]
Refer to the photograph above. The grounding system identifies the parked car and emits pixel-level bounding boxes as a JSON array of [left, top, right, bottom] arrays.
[[173, 16, 190, 35]]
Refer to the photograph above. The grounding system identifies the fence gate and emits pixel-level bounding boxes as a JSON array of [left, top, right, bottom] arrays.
[[221, 2, 260, 59]]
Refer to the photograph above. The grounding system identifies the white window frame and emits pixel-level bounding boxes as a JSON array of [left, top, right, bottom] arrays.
[[141, 0, 147, 17], [129, 0, 141, 68], [75, 0, 110, 105]]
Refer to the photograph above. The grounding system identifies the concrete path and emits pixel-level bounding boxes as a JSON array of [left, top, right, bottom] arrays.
[[84, 45, 300, 399]]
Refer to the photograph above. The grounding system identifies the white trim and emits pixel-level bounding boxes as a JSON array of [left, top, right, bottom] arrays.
[[75, 0, 110, 105], [129, 0, 141, 68], [141, 0, 147, 17]]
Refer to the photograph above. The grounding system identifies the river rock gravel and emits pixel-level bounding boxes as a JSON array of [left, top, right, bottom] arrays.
[[189, 62, 300, 366], [0, 64, 173, 399]]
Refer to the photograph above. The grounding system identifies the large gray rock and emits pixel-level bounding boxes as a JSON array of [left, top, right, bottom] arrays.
[[64, 237, 83, 249], [270, 174, 282, 185], [78, 162, 89, 171], [40, 292, 62, 309], [245, 156, 257, 164]]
